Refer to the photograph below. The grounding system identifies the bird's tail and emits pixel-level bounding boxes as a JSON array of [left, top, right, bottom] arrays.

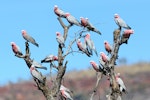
[[95, 30, 101, 35], [34, 42, 39, 47], [85, 51, 91, 57], [41, 60, 45, 63], [35, 66, 47, 70], [94, 50, 98, 57], [127, 25, 131, 29], [93, 28, 101, 35]]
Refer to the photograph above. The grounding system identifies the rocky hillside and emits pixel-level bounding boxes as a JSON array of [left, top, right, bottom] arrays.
[[0, 62, 150, 100]]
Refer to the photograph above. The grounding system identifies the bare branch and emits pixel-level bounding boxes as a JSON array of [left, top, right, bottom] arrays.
[[90, 73, 103, 100], [63, 30, 86, 58], [107, 29, 123, 100], [51, 17, 70, 98], [63, 50, 84, 58], [15, 54, 26, 58], [13, 42, 54, 100], [57, 17, 71, 41], [57, 17, 66, 29]]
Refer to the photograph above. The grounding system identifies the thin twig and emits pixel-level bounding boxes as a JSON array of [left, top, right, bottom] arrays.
[[90, 73, 103, 100], [63, 30, 86, 58]]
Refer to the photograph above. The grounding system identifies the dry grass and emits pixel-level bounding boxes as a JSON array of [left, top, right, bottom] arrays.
[[65, 69, 96, 80], [66, 62, 150, 80], [115, 62, 150, 75], [1, 62, 150, 100]]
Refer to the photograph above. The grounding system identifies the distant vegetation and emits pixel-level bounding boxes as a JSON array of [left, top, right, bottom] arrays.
[[0, 62, 150, 100]]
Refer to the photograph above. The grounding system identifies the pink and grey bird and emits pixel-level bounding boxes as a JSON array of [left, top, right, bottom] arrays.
[[77, 39, 91, 57], [122, 29, 134, 38], [30, 65, 44, 83], [100, 52, 110, 63], [99, 57, 109, 75], [21, 30, 39, 47], [99, 57, 105, 67], [115, 73, 127, 94], [56, 32, 65, 48], [60, 85, 73, 100], [85, 33, 98, 56], [11, 42, 23, 55], [65, 13, 81, 26], [121, 29, 134, 44], [104, 41, 112, 55], [86, 18, 101, 35], [31, 60, 47, 70], [41, 54, 58, 63], [90, 60, 103, 72], [80, 17, 101, 35], [80, 17, 88, 27], [60, 85, 71, 93], [54, 5, 66, 18], [114, 14, 131, 30]]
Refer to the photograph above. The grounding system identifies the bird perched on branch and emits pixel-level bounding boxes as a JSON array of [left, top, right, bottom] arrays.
[[77, 39, 91, 57], [90, 60, 104, 72], [54, 5, 66, 18], [114, 14, 131, 30], [60, 85, 73, 100], [10, 42, 23, 56], [100, 52, 110, 63], [121, 29, 134, 44], [41, 54, 58, 63], [65, 13, 82, 26], [80, 17, 88, 27], [31, 60, 47, 70], [86, 18, 101, 35], [21, 30, 39, 47], [30, 65, 44, 84], [56, 32, 65, 48], [104, 40, 112, 55], [115, 73, 127, 94], [80, 17, 101, 35], [84, 33, 98, 56], [60, 85, 72, 93]]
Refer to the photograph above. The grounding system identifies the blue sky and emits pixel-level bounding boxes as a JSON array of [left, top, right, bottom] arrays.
[[0, 0, 150, 86]]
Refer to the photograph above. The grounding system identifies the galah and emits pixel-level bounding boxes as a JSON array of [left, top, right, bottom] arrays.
[[115, 73, 127, 94], [100, 52, 110, 63], [80, 17, 101, 35], [90, 60, 103, 72], [60, 85, 73, 100], [30, 65, 44, 83], [77, 39, 91, 57], [11, 42, 23, 55], [99, 57, 105, 67], [80, 17, 88, 27], [41, 54, 58, 63], [114, 14, 131, 29], [54, 5, 66, 18], [56, 32, 65, 48], [121, 29, 134, 44], [106, 95, 111, 100], [99, 57, 109, 74], [21, 30, 39, 47], [85, 33, 98, 56], [60, 85, 71, 93], [104, 41, 112, 55], [31, 60, 47, 70], [86, 18, 101, 35], [65, 13, 81, 26]]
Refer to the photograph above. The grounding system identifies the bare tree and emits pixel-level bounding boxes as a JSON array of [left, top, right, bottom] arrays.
[[90, 15, 134, 100], [11, 5, 134, 100]]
